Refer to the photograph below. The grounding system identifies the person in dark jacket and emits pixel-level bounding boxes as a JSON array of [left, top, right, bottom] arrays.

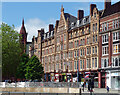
[[91, 79, 94, 92], [82, 82, 85, 92], [107, 86, 109, 93], [88, 79, 91, 91]]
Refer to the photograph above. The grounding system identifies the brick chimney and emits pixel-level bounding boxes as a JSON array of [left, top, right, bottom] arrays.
[[90, 4, 96, 16], [41, 28, 44, 34], [104, 0, 111, 9], [78, 10, 84, 20], [56, 20, 59, 29], [49, 24, 54, 32], [38, 30, 41, 37]]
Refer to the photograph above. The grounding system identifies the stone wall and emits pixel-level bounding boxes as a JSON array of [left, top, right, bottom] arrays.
[[0, 87, 79, 93]]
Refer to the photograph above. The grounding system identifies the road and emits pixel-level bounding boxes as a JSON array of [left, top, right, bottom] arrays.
[[1, 92, 120, 95]]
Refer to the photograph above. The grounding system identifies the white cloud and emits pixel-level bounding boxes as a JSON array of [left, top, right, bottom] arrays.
[[16, 18, 56, 42]]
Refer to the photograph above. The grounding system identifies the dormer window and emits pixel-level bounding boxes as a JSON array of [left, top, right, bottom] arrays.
[[44, 34, 46, 39], [77, 20, 80, 26], [71, 22, 75, 27], [83, 18, 86, 24], [50, 31, 52, 36], [47, 33, 49, 38], [89, 16, 91, 22], [49, 32, 51, 37]]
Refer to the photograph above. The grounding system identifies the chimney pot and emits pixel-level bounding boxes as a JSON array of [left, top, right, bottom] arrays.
[[38, 30, 41, 37], [104, 0, 111, 9], [56, 20, 59, 29], [90, 4, 96, 16], [49, 24, 54, 32], [78, 10, 84, 20]]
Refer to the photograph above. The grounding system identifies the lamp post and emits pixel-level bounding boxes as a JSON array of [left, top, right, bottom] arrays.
[[77, 59, 79, 82], [76, 56, 79, 82]]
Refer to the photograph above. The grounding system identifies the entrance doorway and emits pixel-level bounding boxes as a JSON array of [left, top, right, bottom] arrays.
[[101, 78, 105, 88]]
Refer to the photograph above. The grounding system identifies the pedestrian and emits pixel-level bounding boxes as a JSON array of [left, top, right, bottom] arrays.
[[88, 79, 90, 91], [91, 79, 94, 92], [82, 82, 85, 92], [84, 81, 86, 88], [107, 86, 109, 93], [89, 79, 92, 92]]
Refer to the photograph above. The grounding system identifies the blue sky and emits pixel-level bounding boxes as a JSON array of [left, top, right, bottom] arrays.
[[2, 1, 119, 41]]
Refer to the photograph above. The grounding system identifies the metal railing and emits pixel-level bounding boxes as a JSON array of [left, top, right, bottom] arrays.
[[0, 82, 82, 88]]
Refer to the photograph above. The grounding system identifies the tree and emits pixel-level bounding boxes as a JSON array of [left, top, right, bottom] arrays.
[[25, 55, 44, 81], [0, 23, 22, 79], [16, 53, 29, 80]]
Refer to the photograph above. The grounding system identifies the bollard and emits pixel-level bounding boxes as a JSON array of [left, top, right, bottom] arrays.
[[79, 88, 81, 95], [67, 87, 69, 93], [8, 92, 10, 95], [90, 90, 92, 95]]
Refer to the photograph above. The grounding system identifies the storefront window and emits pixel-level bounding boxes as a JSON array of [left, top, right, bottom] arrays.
[[104, 59, 107, 67], [80, 60, 82, 69], [112, 57, 120, 67], [92, 58, 94, 68], [119, 58, 120, 66], [115, 58, 118, 66]]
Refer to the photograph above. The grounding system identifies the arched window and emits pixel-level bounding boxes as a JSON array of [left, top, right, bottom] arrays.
[[104, 59, 107, 67], [115, 58, 118, 66]]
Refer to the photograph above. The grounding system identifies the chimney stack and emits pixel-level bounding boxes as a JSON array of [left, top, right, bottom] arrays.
[[49, 24, 54, 32], [38, 30, 41, 37], [41, 28, 44, 34], [90, 4, 96, 16], [56, 20, 59, 29], [78, 10, 84, 20], [104, 0, 111, 9]]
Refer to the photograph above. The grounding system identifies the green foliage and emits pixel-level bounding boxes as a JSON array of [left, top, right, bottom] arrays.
[[25, 55, 44, 81], [0, 23, 22, 79], [16, 53, 29, 79]]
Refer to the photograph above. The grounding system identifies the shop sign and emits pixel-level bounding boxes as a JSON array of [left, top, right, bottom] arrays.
[[111, 73, 119, 76], [51, 73, 54, 76], [85, 72, 91, 74], [55, 74, 59, 76], [62, 73, 66, 75], [67, 73, 71, 75]]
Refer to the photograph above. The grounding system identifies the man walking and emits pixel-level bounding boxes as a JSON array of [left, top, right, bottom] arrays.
[[88, 79, 90, 91], [107, 86, 109, 93], [82, 82, 85, 92]]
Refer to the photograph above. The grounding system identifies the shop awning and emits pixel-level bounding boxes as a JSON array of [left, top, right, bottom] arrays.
[[85, 74, 89, 78]]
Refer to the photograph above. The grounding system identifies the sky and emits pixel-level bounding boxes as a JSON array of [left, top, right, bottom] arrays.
[[2, 1, 119, 41]]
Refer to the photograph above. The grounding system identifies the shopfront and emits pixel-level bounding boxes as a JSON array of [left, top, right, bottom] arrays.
[[50, 73, 54, 82], [54, 73, 59, 82], [72, 73, 77, 82], [106, 69, 120, 89]]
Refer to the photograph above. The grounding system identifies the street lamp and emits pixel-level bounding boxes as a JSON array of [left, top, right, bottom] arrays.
[[77, 56, 79, 82]]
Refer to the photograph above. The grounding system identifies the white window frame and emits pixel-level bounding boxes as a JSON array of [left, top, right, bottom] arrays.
[[101, 58, 109, 68], [102, 34, 108, 44], [102, 45, 109, 56], [112, 57, 120, 67], [113, 43, 120, 54], [113, 32, 119, 42]]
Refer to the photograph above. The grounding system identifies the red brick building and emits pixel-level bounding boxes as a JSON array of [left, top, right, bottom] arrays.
[[29, 0, 120, 89], [99, 0, 120, 89], [20, 18, 32, 55]]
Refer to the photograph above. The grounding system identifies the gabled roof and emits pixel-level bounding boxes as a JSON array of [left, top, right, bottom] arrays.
[[64, 13, 77, 23], [101, 1, 120, 18]]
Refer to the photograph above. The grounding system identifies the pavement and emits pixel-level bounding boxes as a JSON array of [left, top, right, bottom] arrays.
[[80, 88, 120, 94], [1, 88, 120, 95]]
